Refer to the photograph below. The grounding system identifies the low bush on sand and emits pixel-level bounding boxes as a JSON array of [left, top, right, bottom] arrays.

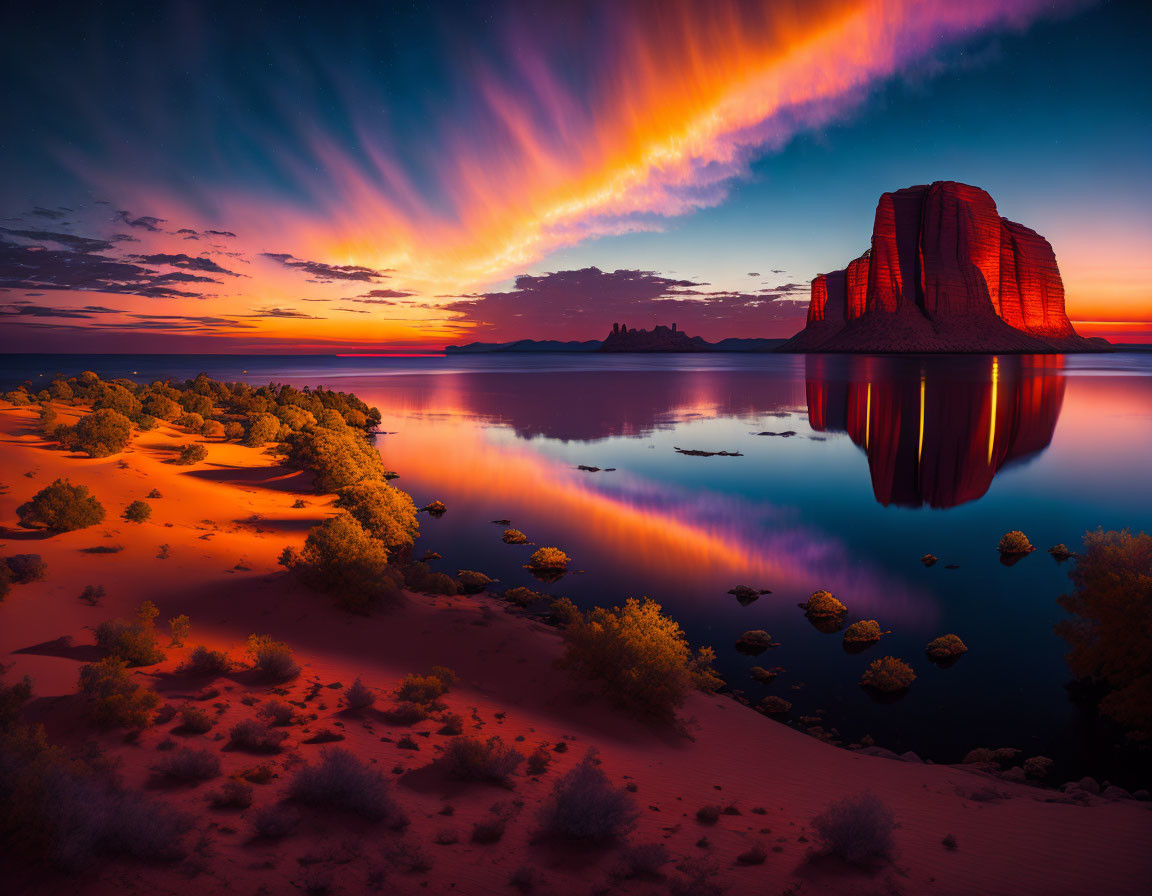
[[558, 597, 720, 723], [178, 705, 215, 733], [209, 778, 253, 809], [174, 443, 208, 465], [613, 842, 672, 879], [252, 803, 299, 840], [180, 645, 232, 676], [229, 719, 288, 753], [73, 408, 132, 458], [536, 750, 638, 842], [288, 747, 407, 825], [78, 657, 161, 728], [343, 677, 376, 711], [95, 605, 165, 666], [245, 634, 300, 682], [17, 479, 105, 532], [439, 736, 524, 784], [396, 666, 457, 704], [123, 500, 152, 523], [256, 699, 295, 726], [154, 747, 221, 782], [6, 554, 48, 584], [810, 791, 896, 866], [290, 513, 403, 612]]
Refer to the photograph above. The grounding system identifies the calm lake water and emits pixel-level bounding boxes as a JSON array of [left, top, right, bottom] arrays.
[[5, 352, 1152, 783]]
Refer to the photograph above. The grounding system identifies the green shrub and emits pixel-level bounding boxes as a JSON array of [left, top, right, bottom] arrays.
[[143, 394, 181, 421], [178, 705, 215, 734], [438, 736, 524, 784], [78, 657, 161, 728], [180, 645, 232, 676], [244, 413, 282, 447], [245, 634, 300, 682], [174, 443, 208, 464], [558, 597, 718, 722], [17, 478, 105, 531], [296, 513, 401, 612], [334, 479, 419, 555], [283, 425, 388, 492], [168, 614, 190, 646], [396, 667, 457, 704], [95, 611, 165, 666], [1056, 528, 1152, 739], [201, 420, 225, 439], [93, 383, 141, 417], [73, 408, 132, 457], [123, 499, 152, 523]]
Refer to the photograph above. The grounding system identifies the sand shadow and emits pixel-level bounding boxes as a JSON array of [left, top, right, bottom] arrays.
[[232, 516, 323, 533], [0, 526, 54, 541], [14, 635, 103, 662], [184, 464, 314, 493]]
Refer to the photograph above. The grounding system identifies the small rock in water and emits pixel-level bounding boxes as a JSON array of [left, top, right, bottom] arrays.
[[921, 553, 938, 567]]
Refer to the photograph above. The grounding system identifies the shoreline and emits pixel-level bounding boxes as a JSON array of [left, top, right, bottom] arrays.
[[2, 396, 1150, 895]]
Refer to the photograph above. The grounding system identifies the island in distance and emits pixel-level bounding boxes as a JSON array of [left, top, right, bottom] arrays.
[[447, 181, 1109, 356]]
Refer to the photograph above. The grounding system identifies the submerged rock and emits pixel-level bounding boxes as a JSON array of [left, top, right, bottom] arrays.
[[728, 585, 771, 606], [456, 570, 494, 594], [420, 500, 447, 517], [1048, 543, 1075, 561], [997, 530, 1035, 556], [800, 590, 847, 619], [859, 656, 916, 693], [925, 633, 968, 663], [501, 528, 528, 544], [674, 447, 744, 457], [759, 696, 792, 715], [843, 620, 886, 653], [749, 666, 782, 684], [735, 630, 777, 655], [1023, 756, 1054, 779], [920, 554, 938, 567]]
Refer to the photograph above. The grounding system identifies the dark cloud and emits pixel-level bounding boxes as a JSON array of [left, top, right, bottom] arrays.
[[0, 231, 211, 299], [747, 272, 760, 277], [244, 306, 324, 319], [442, 266, 807, 341], [204, 230, 237, 238], [130, 253, 239, 276], [29, 207, 67, 220], [771, 268, 786, 274], [261, 252, 389, 282], [358, 288, 416, 299], [335, 307, 371, 314], [1, 303, 125, 318], [114, 210, 166, 231]]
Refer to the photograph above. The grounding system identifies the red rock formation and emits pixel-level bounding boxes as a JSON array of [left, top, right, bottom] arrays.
[[845, 251, 870, 320], [781, 181, 1098, 353], [999, 220, 1075, 338]]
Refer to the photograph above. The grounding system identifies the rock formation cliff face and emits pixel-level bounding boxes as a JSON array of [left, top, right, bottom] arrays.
[[781, 181, 1100, 353]]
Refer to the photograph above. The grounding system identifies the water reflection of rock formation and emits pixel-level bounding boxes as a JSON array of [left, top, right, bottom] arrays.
[[806, 355, 1065, 508]]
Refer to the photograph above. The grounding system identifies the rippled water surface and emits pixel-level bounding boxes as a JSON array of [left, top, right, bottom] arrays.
[[6, 352, 1152, 780]]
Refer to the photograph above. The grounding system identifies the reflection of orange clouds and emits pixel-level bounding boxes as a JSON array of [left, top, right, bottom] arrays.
[[377, 402, 930, 622]]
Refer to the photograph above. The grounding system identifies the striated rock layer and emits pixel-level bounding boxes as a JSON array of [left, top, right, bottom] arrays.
[[781, 181, 1103, 353]]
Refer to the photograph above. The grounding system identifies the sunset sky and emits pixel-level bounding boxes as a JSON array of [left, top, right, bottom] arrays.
[[1, 0, 1149, 352]]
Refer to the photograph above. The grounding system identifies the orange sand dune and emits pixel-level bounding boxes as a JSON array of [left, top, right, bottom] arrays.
[[1, 402, 1149, 896]]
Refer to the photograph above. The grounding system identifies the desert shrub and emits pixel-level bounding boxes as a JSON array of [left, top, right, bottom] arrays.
[[123, 499, 151, 523], [168, 614, 190, 646], [998, 530, 1034, 554], [78, 657, 161, 728], [223, 421, 244, 441], [180, 645, 232, 676], [860, 657, 916, 692], [404, 561, 461, 595], [228, 719, 288, 753], [210, 778, 253, 809], [3, 389, 31, 405], [0, 737, 189, 871], [257, 699, 295, 726], [502, 528, 528, 544], [736, 842, 768, 865], [178, 705, 215, 733], [245, 634, 300, 682], [802, 590, 847, 618], [283, 424, 389, 491], [385, 701, 430, 724], [38, 403, 58, 431], [176, 411, 205, 431], [154, 747, 221, 782], [536, 750, 637, 842], [147, 488, 162, 498], [557, 597, 719, 722], [1056, 528, 1152, 739], [0, 673, 33, 730], [76, 582, 103, 603], [614, 842, 672, 879], [471, 811, 509, 844], [526, 746, 551, 775], [49, 378, 74, 400], [396, 666, 457, 704], [93, 382, 141, 417], [143, 394, 181, 421], [73, 408, 132, 457], [925, 634, 968, 661], [528, 547, 568, 570], [549, 596, 582, 627], [843, 620, 883, 644], [180, 391, 214, 417], [96, 619, 164, 667], [201, 420, 225, 440], [244, 413, 282, 447], [275, 404, 317, 431], [17, 478, 106, 532], [132, 414, 158, 432], [48, 422, 78, 449], [252, 803, 299, 839], [174, 443, 208, 464], [502, 586, 544, 608], [6, 554, 48, 584], [289, 747, 407, 825], [438, 712, 464, 735], [295, 513, 402, 613], [334, 479, 420, 555], [344, 677, 376, 711], [438, 736, 524, 784], [456, 569, 493, 593], [422, 499, 447, 516], [696, 804, 721, 824], [810, 791, 896, 866]]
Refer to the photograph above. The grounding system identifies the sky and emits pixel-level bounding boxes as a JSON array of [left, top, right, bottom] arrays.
[[1, 0, 1149, 353]]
